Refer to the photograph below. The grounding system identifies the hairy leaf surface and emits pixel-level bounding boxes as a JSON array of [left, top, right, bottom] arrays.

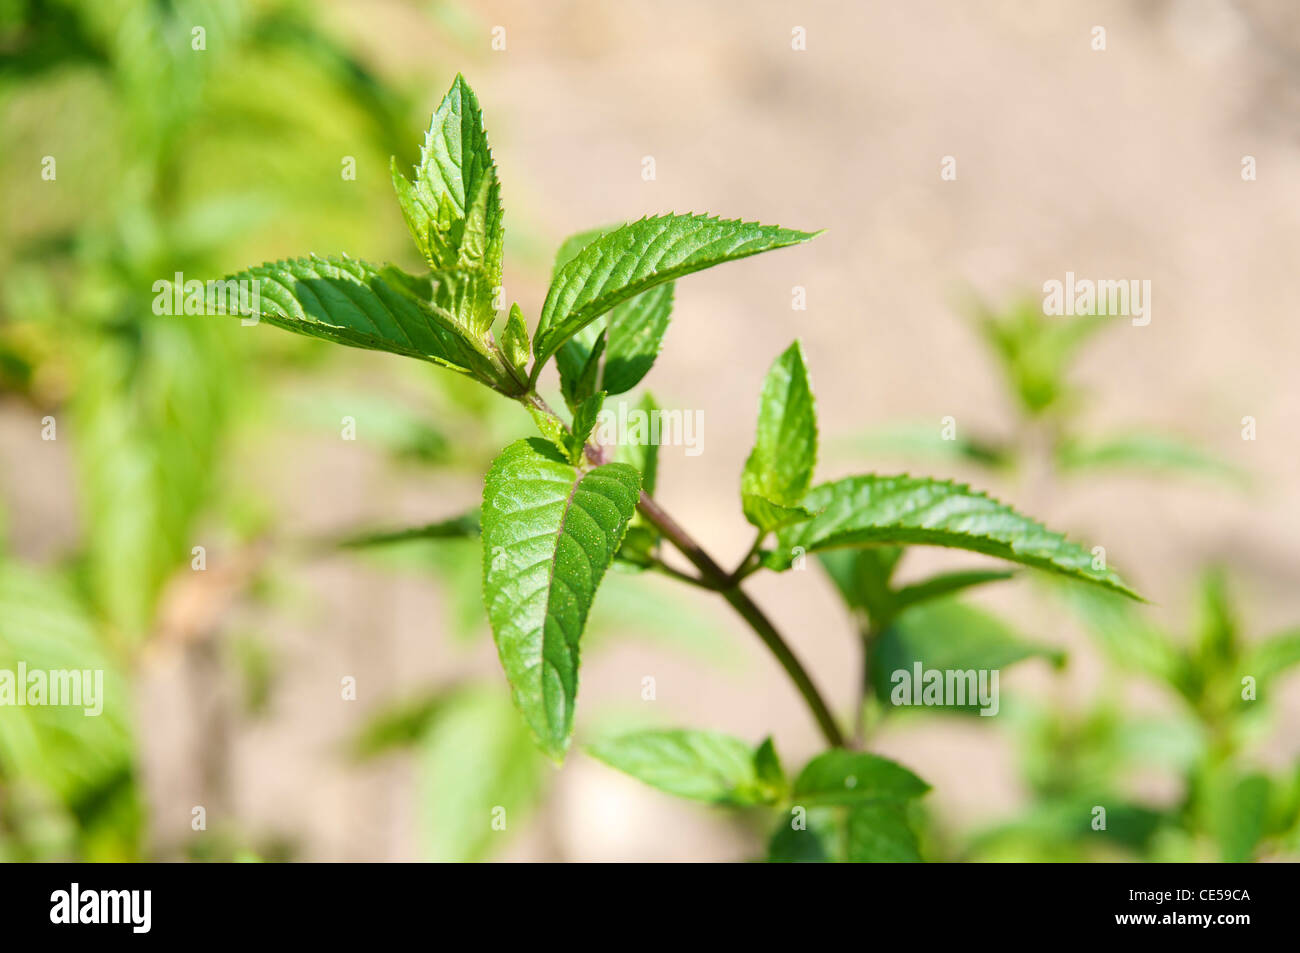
[[770, 475, 1137, 598], [742, 340, 818, 531], [534, 214, 816, 368], [390, 74, 503, 331], [210, 255, 493, 375], [481, 439, 640, 760]]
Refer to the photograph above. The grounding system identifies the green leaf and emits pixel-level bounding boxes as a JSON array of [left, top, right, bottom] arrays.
[[533, 214, 817, 370], [417, 687, 546, 861], [551, 225, 676, 403], [500, 303, 531, 379], [73, 317, 233, 642], [818, 548, 902, 622], [558, 284, 675, 404], [1056, 432, 1245, 484], [976, 298, 1111, 416], [390, 74, 503, 331], [846, 802, 923, 862], [527, 405, 572, 460], [768, 474, 1138, 598], [767, 807, 841, 862], [600, 282, 675, 394], [890, 568, 1017, 617], [754, 737, 786, 794], [339, 511, 481, 549], [872, 598, 1063, 712], [587, 730, 781, 805], [1060, 584, 1185, 689], [209, 255, 495, 378], [848, 423, 1009, 469], [1205, 772, 1270, 863], [1241, 628, 1300, 686], [559, 329, 606, 409], [569, 391, 606, 461], [481, 439, 641, 760], [613, 393, 661, 498], [528, 392, 605, 466], [613, 393, 662, 568], [0, 562, 139, 849], [1194, 567, 1238, 668], [792, 750, 929, 806], [351, 690, 453, 758], [742, 341, 818, 532]]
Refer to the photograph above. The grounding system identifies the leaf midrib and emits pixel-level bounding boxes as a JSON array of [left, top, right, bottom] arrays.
[[539, 466, 587, 739]]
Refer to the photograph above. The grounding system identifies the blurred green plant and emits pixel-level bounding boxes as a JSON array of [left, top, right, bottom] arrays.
[[851, 297, 1243, 486], [842, 294, 1293, 863], [0, 0, 457, 860], [969, 572, 1300, 861]]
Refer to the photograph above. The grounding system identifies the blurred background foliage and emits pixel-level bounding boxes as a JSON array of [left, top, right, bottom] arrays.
[[0, 0, 1296, 862]]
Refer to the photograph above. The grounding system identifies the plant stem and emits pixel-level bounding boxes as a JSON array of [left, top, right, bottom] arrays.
[[518, 388, 846, 748], [636, 491, 846, 748], [852, 622, 879, 749]]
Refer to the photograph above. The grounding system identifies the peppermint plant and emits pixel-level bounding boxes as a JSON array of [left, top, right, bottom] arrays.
[[210, 75, 1139, 861]]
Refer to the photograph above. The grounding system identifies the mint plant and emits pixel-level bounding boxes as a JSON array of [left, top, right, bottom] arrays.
[[210, 76, 1139, 861]]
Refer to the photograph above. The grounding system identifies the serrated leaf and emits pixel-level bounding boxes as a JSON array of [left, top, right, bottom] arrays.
[[742, 341, 818, 532], [560, 329, 606, 410], [390, 75, 503, 333], [533, 214, 817, 370], [872, 598, 1062, 712], [552, 225, 676, 402], [769, 474, 1138, 598], [527, 405, 571, 459], [558, 283, 676, 406], [600, 282, 674, 394], [570, 391, 606, 459], [500, 302, 531, 379], [481, 439, 640, 760], [209, 254, 495, 378], [741, 496, 816, 533], [588, 730, 780, 805], [792, 750, 929, 807], [846, 802, 923, 862]]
